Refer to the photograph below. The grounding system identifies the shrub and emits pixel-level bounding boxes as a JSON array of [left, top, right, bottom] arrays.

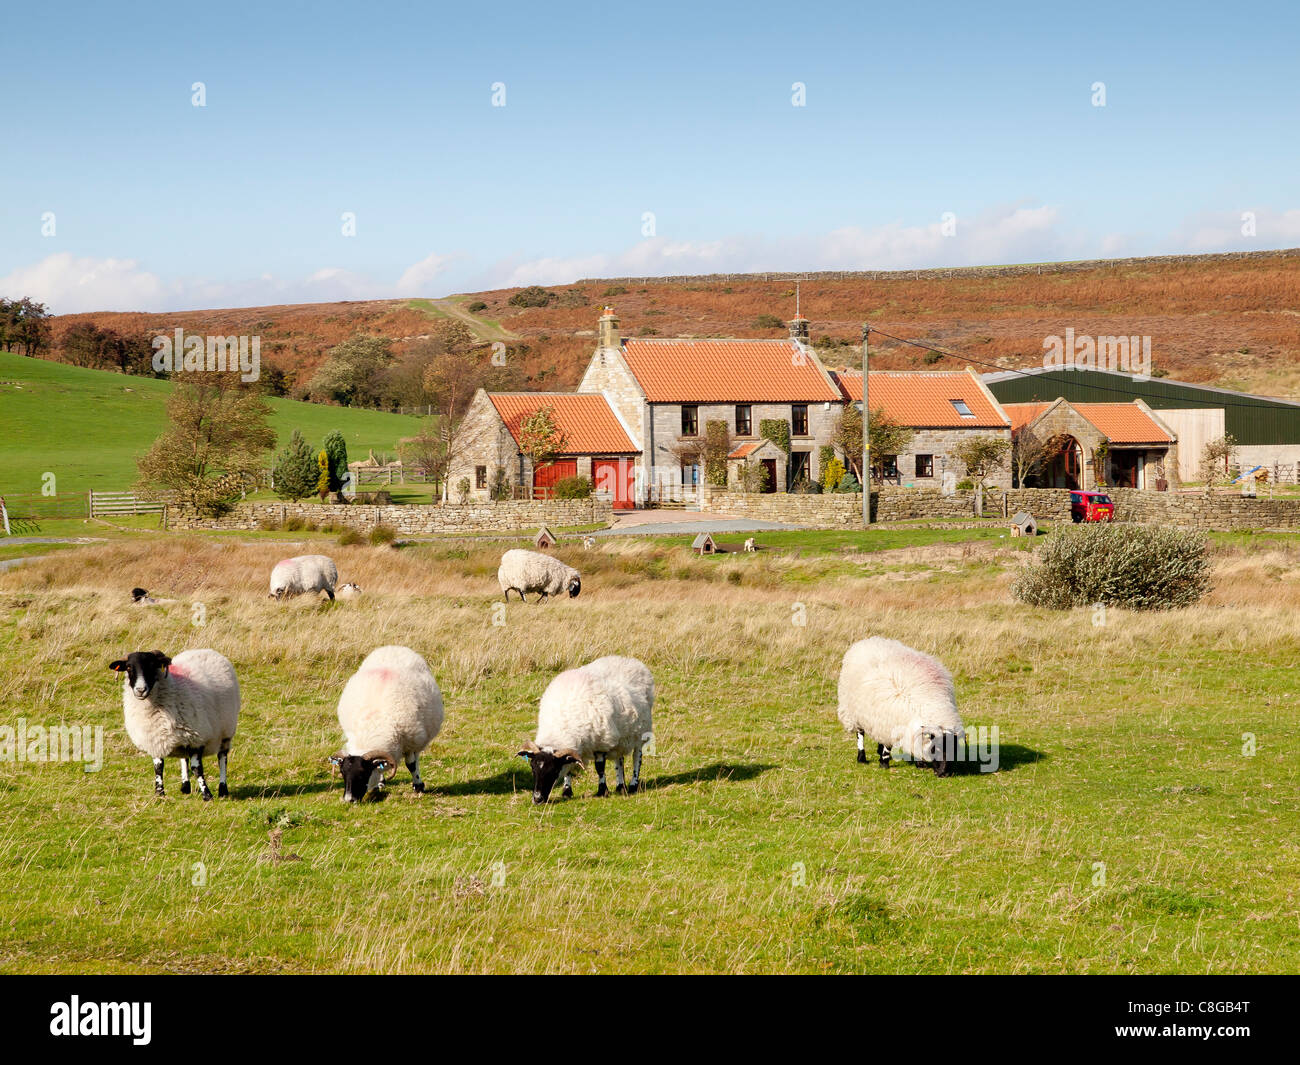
[[508, 286, 556, 308], [836, 472, 860, 493], [1012, 524, 1211, 611], [792, 477, 821, 494], [601, 285, 627, 297], [822, 457, 846, 493], [258, 517, 283, 532], [467, 300, 488, 312], [370, 524, 398, 546], [456, 476, 471, 503], [754, 314, 784, 329], [284, 515, 305, 531], [554, 475, 593, 499], [338, 529, 365, 546], [272, 430, 318, 501], [956, 479, 974, 491]]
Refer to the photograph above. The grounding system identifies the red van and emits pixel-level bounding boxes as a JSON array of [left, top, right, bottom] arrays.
[[1070, 490, 1115, 523]]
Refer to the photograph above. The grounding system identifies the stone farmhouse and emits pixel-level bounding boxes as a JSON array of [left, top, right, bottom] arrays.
[[1002, 398, 1177, 490], [451, 307, 1188, 506]]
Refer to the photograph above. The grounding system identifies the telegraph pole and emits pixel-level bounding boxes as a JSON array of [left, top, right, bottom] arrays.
[[862, 324, 871, 526]]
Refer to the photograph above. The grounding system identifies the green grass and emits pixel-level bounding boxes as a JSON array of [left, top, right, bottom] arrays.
[[0, 352, 425, 500], [0, 526, 1296, 972]]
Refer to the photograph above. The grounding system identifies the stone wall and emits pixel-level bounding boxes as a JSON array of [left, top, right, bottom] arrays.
[[699, 484, 1300, 530], [167, 498, 613, 534]]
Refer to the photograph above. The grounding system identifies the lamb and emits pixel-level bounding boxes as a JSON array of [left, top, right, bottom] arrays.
[[269, 554, 339, 601], [336, 582, 363, 600], [109, 648, 240, 799], [518, 655, 653, 803], [743, 538, 756, 553], [836, 636, 966, 777], [497, 548, 581, 603], [330, 645, 444, 802]]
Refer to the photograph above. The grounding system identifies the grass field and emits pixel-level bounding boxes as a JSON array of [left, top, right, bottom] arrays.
[[0, 526, 1296, 973], [0, 352, 425, 500]]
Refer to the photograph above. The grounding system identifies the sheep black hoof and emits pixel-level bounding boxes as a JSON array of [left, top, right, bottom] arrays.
[[154, 787, 165, 798], [562, 785, 573, 799], [877, 760, 890, 769], [412, 782, 425, 794], [217, 783, 229, 798], [180, 780, 191, 794], [596, 783, 608, 797], [626, 783, 638, 795], [856, 750, 867, 764]]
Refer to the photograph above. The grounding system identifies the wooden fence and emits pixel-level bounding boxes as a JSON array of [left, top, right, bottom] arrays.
[[88, 491, 166, 518]]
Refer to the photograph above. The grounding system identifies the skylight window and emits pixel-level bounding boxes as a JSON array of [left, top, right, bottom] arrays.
[[950, 399, 975, 418]]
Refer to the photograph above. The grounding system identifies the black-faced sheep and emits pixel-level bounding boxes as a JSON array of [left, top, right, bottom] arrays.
[[330, 645, 444, 802], [836, 636, 965, 777], [497, 548, 580, 603], [109, 648, 240, 799], [269, 555, 339, 600], [518, 655, 653, 803]]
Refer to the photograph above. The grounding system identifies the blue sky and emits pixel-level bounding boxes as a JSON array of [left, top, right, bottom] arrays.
[[2, 0, 1297, 312]]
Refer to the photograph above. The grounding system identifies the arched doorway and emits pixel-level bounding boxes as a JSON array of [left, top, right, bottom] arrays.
[[1042, 435, 1083, 490]]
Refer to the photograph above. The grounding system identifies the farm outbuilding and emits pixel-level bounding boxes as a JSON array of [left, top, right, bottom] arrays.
[[985, 366, 1300, 479]]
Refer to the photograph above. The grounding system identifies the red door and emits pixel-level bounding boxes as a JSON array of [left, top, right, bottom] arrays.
[[593, 458, 636, 510], [532, 460, 577, 498]]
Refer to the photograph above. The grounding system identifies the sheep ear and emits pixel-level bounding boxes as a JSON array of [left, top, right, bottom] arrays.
[[328, 752, 345, 767], [151, 650, 171, 665], [516, 749, 533, 762], [555, 748, 585, 770], [108, 660, 126, 673]]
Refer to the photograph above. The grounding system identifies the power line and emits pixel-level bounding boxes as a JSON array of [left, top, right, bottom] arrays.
[[861, 326, 1300, 414]]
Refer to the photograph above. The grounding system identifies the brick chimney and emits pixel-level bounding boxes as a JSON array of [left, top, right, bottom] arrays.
[[788, 315, 810, 344], [598, 306, 621, 349]]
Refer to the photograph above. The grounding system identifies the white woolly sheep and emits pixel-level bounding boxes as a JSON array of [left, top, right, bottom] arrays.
[[836, 636, 966, 777], [269, 554, 339, 601], [497, 548, 581, 603], [518, 655, 653, 803], [336, 582, 363, 600], [109, 648, 240, 799], [330, 645, 444, 802]]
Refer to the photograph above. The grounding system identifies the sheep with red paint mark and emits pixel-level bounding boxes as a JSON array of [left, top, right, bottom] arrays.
[[109, 648, 240, 799], [836, 637, 966, 776], [330, 646, 444, 802]]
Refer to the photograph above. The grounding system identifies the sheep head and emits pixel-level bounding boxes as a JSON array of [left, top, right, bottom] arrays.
[[109, 650, 172, 699], [330, 748, 397, 802], [516, 742, 584, 804]]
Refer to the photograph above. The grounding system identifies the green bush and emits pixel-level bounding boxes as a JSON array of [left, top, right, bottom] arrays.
[[370, 524, 398, 546], [956, 479, 974, 491], [601, 285, 628, 297], [1012, 524, 1211, 611], [822, 457, 846, 493], [554, 475, 593, 499], [284, 515, 305, 531], [754, 314, 784, 329], [836, 472, 860, 493], [338, 529, 365, 546], [467, 300, 488, 312]]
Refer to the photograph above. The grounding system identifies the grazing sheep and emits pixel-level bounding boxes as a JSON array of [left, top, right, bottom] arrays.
[[497, 548, 581, 603], [518, 655, 653, 803], [336, 582, 363, 600], [743, 538, 756, 553], [269, 554, 339, 601], [130, 587, 177, 606], [109, 648, 240, 799], [330, 645, 444, 802], [836, 637, 965, 777]]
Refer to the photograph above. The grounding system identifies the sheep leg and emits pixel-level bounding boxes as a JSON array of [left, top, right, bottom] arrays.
[[153, 758, 165, 797], [856, 731, 867, 764], [594, 753, 607, 797], [189, 752, 213, 801], [615, 757, 627, 795], [628, 748, 642, 794], [406, 753, 424, 794], [179, 756, 191, 794], [561, 768, 573, 799], [877, 743, 891, 769], [217, 742, 230, 798]]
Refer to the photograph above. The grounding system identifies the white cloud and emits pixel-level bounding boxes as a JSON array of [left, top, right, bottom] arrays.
[[0, 253, 171, 314], [395, 252, 458, 295], [1175, 208, 1300, 253]]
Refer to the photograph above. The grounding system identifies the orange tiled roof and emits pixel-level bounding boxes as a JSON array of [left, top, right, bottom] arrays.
[[1001, 402, 1051, 431], [488, 393, 639, 454], [1073, 403, 1173, 444], [1005, 399, 1173, 444], [831, 371, 1009, 428], [729, 442, 763, 459], [620, 338, 841, 403]]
